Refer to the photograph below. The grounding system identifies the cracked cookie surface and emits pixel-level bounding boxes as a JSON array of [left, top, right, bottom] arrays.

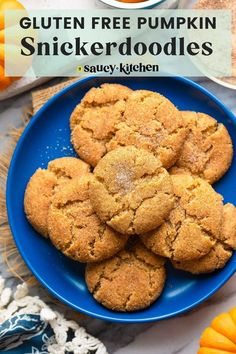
[[106, 90, 186, 169], [170, 111, 233, 184], [48, 175, 129, 263], [89, 146, 175, 235], [172, 203, 236, 274], [172, 243, 232, 274], [140, 174, 223, 262], [70, 83, 133, 167], [220, 203, 236, 249], [24, 157, 90, 237], [85, 239, 166, 312]]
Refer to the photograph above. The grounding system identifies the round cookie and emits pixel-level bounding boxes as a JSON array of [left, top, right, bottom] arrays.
[[70, 83, 133, 167], [172, 202, 236, 274], [48, 175, 129, 263], [140, 174, 224, 262], [172, 242, 232, 274], [170, 111, 233, 184], [85, 240, 166, 312], [24, 157, 90, 237], [89, 146, 175, 235], [220, 203, 236, 249], [107, 90, 186, 169]]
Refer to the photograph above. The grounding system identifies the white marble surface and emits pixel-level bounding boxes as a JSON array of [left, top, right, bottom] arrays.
[[1, 1, 236, 353], [114, 279, 236, 354]]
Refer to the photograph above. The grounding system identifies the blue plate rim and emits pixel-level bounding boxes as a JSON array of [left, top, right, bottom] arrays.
[[6, 75, 236, 323]]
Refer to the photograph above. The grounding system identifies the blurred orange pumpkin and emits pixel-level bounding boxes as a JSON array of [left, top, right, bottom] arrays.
[[0, 0, 25, 91], [198, 308, 236, 354]]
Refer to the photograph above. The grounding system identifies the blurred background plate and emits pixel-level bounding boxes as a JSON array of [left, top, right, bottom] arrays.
[[99, 0, 178, 9], [178, 0, 236, 90]]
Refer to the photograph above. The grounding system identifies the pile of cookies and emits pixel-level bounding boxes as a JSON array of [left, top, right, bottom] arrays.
[[24, 83, 236, 312]]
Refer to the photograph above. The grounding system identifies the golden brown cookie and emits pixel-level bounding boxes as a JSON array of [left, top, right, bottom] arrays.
[[140, 174, 224, 262], [107, 90, 186, 169], [220, 203, 236, 249], [24, 157, 90, 237], [172, 202, 236, 274], [170, 111, 233, 184], [70, 84, 133, 167], [89, 146, 175, 235], [172, 242, 232, 274], [85, 240, 166, 312], [48, 175, 129, 263]]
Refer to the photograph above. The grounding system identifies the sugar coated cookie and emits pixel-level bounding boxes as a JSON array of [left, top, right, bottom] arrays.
[[172, 203, 236, 273], [85, 240, 166, 312], [107, 90, 186, 168], [170, 111, 233, 184], [70, 84, 133, 167], [172, 242, 232, 274], [220, 203, 236, 249], [24, 157, 90, 237], [89, 146, 175, 235], [140, 174, 223, 262], [48, 175, 129, 262], [71, 87, 186, 169]]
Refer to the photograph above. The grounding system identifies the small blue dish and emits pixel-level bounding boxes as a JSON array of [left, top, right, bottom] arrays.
[[6, 76, 236, 323]]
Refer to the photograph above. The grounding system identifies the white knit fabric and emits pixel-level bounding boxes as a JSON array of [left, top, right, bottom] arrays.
[[0, 276, 108, 354]]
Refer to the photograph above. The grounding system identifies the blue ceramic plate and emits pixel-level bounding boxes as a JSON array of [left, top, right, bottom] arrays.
[[6, 76, 236, 323]]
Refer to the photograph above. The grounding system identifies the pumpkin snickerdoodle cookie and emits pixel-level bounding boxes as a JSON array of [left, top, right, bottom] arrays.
[[85, 240, 166, 312], [106, 90, 186, 169], [172, 243, 232, 275], [172, 203, 236, 274], [220, 203, 236, 249], [48, 175, 129, 263], [89, 146, 175, 235], [140, 174, 224, 262], [71, 87, 186, 169], [170, 111, 233, 184], [70, 83, 133, 167], [24, 157, 90, 237]]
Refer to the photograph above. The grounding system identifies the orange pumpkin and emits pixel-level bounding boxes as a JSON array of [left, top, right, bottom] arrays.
[[0, 0, 25, 91], [198, 308, 236, 354]]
